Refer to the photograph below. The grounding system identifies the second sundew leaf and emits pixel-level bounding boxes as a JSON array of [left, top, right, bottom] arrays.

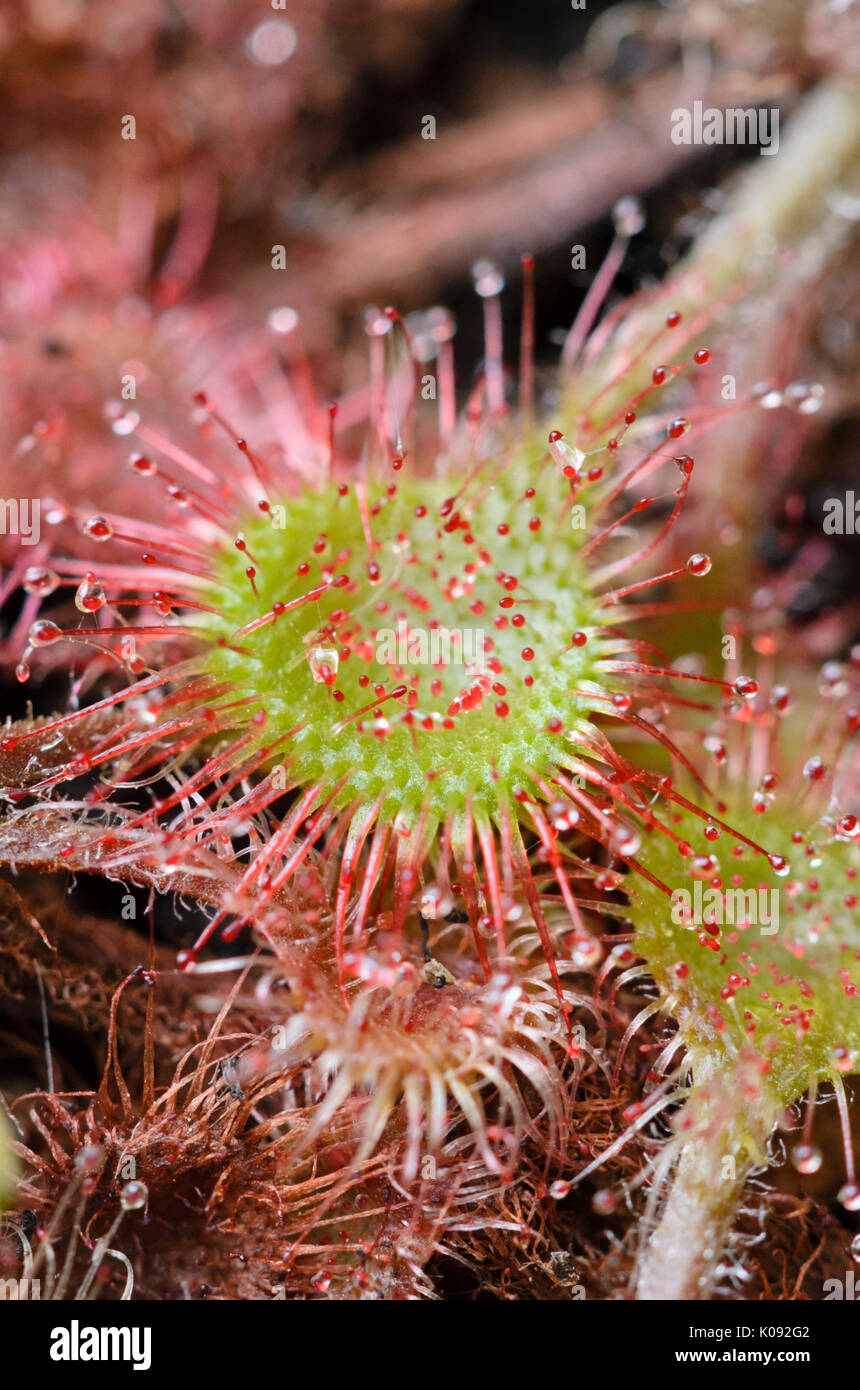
[[630, 788, 860, 1110], [605, 674, 860, 1299]]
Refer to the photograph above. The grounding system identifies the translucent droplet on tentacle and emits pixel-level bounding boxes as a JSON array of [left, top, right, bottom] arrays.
[[82, 515, 114, 542], [770, 684, 793, 715], [569, 931, 602, 970], [790, 1143, 822, 1175], [752, 382, 782, 410], [419, 884, 454, 920], [23, 566, 60, 596], [547, 433, 585, 475], [129, 452, 156, 476], [803, 755, 826, 782], [834, 1045, 857, 1074], [43, 499, 69, 526], [307, 645, 339, 685], [549, 800, 580, 831], [75, 572, 106, 613], [363, 305, 392, 338], [28, 619, 62, 646], [471, 259, 505, 298], [427, 305, 456, 345], [120, 1180, 149, 1211], [612, 196, 645, 237], [818, 661, 848, 699], [502, 895, 523, 923], [406, 310, 443, 362], [689, 853, 719, 881], [110, 411, 140, 436], [838, 1182, 860, 1212], [609, 822, 641, 856], [733, 676, 759, 700], [267, 305, 299, 335], [784, 381, 824, 415], [74, 1144, 105, 1174], [246, 18, 297, 67]]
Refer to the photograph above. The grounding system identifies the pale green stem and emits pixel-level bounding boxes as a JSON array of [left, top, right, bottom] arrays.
[[637, 1066, 778, 1301]]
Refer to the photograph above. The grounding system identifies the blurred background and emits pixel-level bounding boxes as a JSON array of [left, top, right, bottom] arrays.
[[3, 0, 855, 379]]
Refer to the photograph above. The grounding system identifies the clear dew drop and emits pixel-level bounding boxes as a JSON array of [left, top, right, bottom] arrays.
[[419, 884, 454, 920], [790, 1143, 823, 1175], [110, 411, 140, 436], [472, 258, 505, 298], [592, 1189, 616, 1215], [818, 661, 849, 699], [23, 566, 60, 596], [267, 306, 299, 336], [502, 895, 523, 923], [246, 17, 297, 66], [612, 195, 645, 237], [689, 853, 719, 881], [363, 306, 392, 338], [834, 1045, 856, 1074], [15, 659, 30, 684], [307, 645, 339, 686], [28, 618, 62, 646], [120, 1180, 149, 1211], [609, 822, 641, 856], [75, 572, 106, 613], [74, 1144, 105, 1174], [839, 1182, 860, 1212], [547, 433, 586, 474], [43, 499, 69, 526], [129, 452, 157, 476], [82, 515, 114, 542], [755, 385, 783, 410], [427, 305, 456, 345], [704, 734, 727, 766], [850, 1233, 860, 1261], [550, 1180, 571, 1200], [785, 381, 824, 415], [549, 799, 580, 831], [569, 931, 603, 969], [733, 676, 759, 699]]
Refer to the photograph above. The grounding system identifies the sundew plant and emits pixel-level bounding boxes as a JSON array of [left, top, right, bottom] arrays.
[[0, 2, 859, 1310]]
